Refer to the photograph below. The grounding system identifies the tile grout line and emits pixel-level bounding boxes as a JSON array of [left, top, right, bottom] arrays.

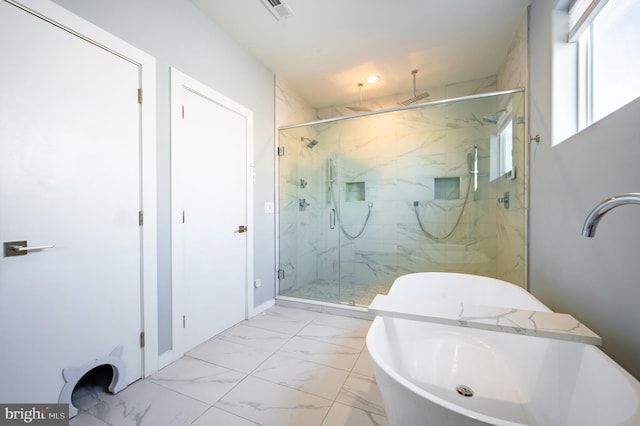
[[241, 309, 380, 424]]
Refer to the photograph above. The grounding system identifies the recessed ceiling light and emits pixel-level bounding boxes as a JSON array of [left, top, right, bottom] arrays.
[[366, 75, 380, 84]]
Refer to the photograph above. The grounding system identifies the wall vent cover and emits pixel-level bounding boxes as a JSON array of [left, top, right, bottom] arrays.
[[260, 0, 294, 20]]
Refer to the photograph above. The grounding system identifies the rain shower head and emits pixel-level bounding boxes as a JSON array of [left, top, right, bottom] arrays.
[[399, 70, 430, 106], [301, 136, 319, 148]]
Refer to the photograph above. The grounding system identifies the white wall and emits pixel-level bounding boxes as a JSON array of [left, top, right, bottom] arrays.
[[529, 0, 640, 380], [51, 0, 276, 353]]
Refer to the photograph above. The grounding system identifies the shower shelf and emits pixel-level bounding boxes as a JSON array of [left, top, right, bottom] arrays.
[[345, 181, 365, 201]]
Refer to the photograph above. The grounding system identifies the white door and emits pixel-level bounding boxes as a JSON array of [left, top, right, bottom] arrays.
[[171, 70, 253, 353], [0, 1, 143, 402]]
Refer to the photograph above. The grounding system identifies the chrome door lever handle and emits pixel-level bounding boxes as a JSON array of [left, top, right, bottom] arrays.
[[11, 244, 55, 252], [4, 241, 55, 257]]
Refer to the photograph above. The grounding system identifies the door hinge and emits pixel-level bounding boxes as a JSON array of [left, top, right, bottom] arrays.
[[137, 88, 143, 104], [138, 211, 143, 226], [183, 315, 186, 329], [181, 105, 185, 119], [277, 269, 285, 280], [140, 331, 145, 348], [277, 146, 285, 156]]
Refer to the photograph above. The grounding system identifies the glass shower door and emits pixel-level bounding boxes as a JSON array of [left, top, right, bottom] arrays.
[[278, 126, 341, 303]]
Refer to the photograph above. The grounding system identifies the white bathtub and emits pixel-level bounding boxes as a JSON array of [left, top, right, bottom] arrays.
[[367, 272, 640, 426]]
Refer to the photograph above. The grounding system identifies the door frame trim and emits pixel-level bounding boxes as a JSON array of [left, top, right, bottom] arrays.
[[168, 68, 254, 366], [6, 0, 159, 377]]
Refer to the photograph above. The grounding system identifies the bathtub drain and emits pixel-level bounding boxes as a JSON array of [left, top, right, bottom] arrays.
[[456, 385, 474, 397]]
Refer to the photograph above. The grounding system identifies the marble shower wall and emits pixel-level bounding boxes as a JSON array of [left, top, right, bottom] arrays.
[[324, 98, 500, 300]]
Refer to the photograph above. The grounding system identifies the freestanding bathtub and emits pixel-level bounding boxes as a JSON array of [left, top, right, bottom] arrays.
[[367, 272, 640, 426]]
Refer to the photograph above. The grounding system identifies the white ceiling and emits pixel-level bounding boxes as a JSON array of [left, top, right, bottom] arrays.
[[191, 0, 530, 108]]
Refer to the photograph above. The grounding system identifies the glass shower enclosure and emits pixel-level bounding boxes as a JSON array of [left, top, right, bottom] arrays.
[[278, 90, 526, 307]]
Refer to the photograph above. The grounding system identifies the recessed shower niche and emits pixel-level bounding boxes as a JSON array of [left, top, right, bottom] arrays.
[[434, 177, 461, 200], [277, 89, 527, 307], [345, 181, 366, 202]]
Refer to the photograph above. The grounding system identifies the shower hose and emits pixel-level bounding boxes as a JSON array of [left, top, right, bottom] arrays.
[[413, 172, 472, 241], [329, 181, 373, 240]]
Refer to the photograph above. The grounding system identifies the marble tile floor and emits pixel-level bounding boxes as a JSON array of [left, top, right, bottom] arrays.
[[70, 305, 387, 426]]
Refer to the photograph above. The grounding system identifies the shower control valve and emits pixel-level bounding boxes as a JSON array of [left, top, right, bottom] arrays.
[[498, 192, 510, 209]]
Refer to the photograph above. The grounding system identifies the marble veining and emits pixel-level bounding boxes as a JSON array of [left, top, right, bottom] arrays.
[[369, 294, 601, 345]]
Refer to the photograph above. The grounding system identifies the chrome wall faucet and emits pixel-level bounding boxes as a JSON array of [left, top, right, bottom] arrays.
[[581, 193, 640, 237]]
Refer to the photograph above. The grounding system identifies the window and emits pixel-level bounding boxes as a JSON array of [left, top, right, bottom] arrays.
[[490, 101, 514, 181], [499, 119, 513, 178], [572, 0, 640, 129]]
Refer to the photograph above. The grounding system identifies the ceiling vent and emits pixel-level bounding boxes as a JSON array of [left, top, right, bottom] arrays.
[[260, 0, 294, 21]]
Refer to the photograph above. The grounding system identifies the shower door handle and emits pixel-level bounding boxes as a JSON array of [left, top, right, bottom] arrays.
[[329, 209, 336, 229]]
